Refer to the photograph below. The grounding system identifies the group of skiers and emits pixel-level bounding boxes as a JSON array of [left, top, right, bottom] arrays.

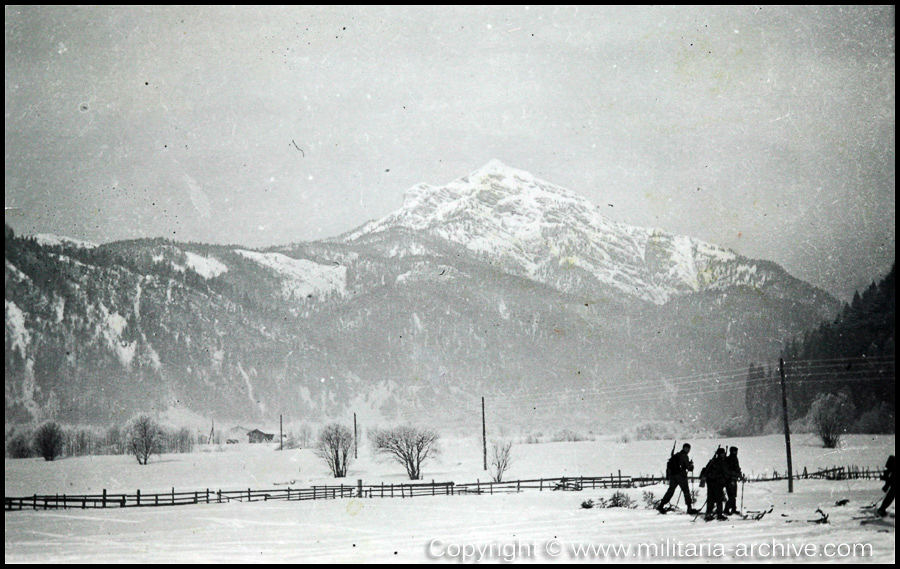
[[656, 443, 744, 521], [656, 445, 895, 522]]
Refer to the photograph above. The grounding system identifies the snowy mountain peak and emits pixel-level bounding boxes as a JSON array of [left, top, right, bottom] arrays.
[[467, 158, 533, 180], [344, 163, 791, 304], [362, 160, 604, 239]]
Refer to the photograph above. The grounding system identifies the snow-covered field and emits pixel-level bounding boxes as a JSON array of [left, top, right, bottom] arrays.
[[5, 434, 895, 563]]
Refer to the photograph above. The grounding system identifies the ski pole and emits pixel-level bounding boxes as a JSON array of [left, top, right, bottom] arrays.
[[740, 478, 745, 516], [692, 499, 708, 522]]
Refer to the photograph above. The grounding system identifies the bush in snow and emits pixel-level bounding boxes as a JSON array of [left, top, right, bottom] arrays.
[[597, 491, 637, 509], [489, 439, 513, 483], [522, 432, 544, 444], [808, 392, 856, 448], [642, 491, 660, 510], [552, 429, 593, 442], [370, 425, 439, 480], [853, 402, 894, 434], [33, 421, 65, 461], [314, 423, 354, 478], [7, 427, 34, 459], [127, 414, 163, 465]]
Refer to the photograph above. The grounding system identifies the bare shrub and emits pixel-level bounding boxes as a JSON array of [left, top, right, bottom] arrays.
[[127, 414, 163, 465], [552, 429, 593, 442], [597, 491, 637, 509], [853, 402, 894, 434], [489, 439, 513, 482], [314, 423, 354, 478], [297, 423, 313, 447], [370, 425, 439, 480], [642, 490, 660, 510], [809, 392, 856, 448], [33, 421, 65, 461], [6, 428, 34, 459]]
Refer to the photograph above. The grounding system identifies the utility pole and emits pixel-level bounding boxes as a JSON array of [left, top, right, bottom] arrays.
[[779, 358, 794, 493], [482, 397, 487, 471], [353, 413, 358, 460]]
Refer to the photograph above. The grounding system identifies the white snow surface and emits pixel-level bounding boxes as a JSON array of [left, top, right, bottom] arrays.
[[183, 251, 228, 279], [343, 161, 754, 304], [33, 233, 99, 249], [5, 434, 894, 563], [4, 300, 30, 359], [234, 249, 347, 300]]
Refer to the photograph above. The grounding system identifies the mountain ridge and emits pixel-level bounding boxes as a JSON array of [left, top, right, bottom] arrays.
[[5, 164, 840, 429], [339, 160, 827, 307]]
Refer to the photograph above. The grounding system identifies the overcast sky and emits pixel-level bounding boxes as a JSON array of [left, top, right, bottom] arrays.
[[4, 5, 895, 302]]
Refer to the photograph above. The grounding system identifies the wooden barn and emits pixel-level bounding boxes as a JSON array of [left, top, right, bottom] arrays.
[[247, 429, 274, 444]]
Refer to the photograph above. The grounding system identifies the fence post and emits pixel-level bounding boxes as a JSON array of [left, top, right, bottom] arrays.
[[172, 487, 175, 505], [136, 489, 141, 507], [102, 489, 107, 509], [248, 488, 251, 502]]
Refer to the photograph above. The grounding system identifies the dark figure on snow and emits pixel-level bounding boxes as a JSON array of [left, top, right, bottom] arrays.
[[878, 455, 894, 517], [724, 446, 743, 516], [657, 443, 699, 514], [702, 448, 729, 521]]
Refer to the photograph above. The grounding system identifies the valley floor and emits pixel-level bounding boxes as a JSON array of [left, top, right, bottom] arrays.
[[5, 434, 895, 563]]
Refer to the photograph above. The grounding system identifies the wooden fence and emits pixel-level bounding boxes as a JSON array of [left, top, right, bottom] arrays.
[[4, 464, 884, 512]]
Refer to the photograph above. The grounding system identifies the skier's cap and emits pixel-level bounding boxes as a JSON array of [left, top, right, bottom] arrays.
[[682, 443, 691, 450], [730, 446, 738, 452], [716, 448, 726, 455]]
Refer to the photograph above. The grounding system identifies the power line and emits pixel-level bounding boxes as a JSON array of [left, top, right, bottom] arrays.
[[485, 356, 894, 405], [485, 373, 892, 414]]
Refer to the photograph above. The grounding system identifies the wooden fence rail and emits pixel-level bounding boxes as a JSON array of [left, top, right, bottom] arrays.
[[5, 463, 884, 512]]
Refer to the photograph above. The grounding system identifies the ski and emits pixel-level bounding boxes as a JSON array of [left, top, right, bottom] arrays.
[[740, 506, 774, 521], [860, 517, 893, 527]]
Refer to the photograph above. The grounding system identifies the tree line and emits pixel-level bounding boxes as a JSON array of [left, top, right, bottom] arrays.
[[743, 263, 895, 439], [6, 416, 195, 462]]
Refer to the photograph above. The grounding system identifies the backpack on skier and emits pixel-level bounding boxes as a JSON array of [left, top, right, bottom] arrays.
[[666, 454, 678, 480]]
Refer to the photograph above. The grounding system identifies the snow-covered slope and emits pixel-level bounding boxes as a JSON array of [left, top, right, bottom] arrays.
[[4, 162, 843, 427], [344, 160, 771, 304], [183, 251, 228, 279], [34, 233, 99, 250], [234, 250, 346, 301]]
